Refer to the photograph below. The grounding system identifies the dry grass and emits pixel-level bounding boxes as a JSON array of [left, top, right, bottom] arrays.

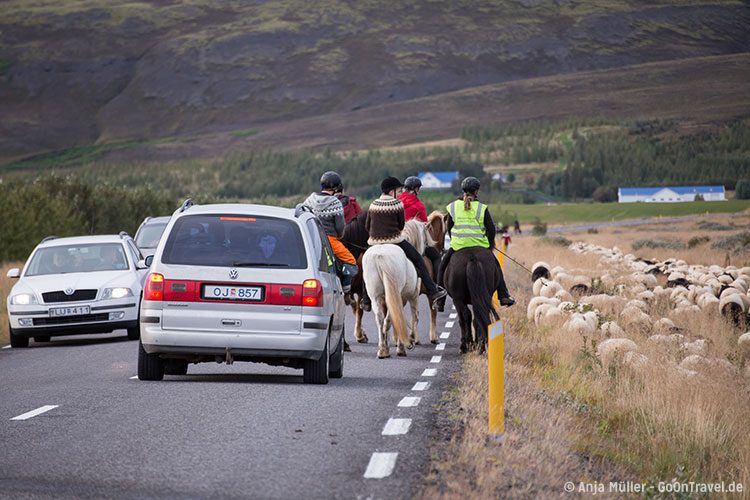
[[423, 214, 750, 497], [0, 262, 22, 344]]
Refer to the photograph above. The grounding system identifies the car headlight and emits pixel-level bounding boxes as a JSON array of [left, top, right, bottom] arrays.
[[10, 293, 38, 305], [101, 287, 133, 300]]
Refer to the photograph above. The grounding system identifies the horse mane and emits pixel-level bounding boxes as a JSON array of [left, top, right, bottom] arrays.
[[402, 219, 428, 255]]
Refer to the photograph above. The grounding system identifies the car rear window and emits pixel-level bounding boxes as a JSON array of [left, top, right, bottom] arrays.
[[135, 222, 168, 249], [26, 243, 129, 276], [161, 214, 308, 269]]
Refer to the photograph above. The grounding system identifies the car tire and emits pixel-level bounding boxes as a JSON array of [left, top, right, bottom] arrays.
[[164, 359, 188, 376], [303, 334, 329, 385], [9, 324, 29, 348], [329, 325, 344, 379], [34, 335, 51, 343], [138, 340, 164, 381]]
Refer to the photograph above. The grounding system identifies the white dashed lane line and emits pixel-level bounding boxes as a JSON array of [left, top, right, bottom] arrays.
[[129, 376, 138, 380], [421, 368, 437, 377], [364, 452, 399, 479], [435, 343, 446, 351], [440, 332, 450, 339], [430, 356, 442, 363], [449, 313, 457, 319], [398, 396, 421, 408], [382, 418, 412, 435], [412, 381, 430, 391], [2, 345, 11, 349], [445, 321, 454, 328], [11, 405, 59, 421]]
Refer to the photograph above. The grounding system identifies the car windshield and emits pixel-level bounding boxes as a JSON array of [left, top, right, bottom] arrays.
[[135, 222, 168, 249], [25, 243, 130, 276], [161, 214, 307, 269]]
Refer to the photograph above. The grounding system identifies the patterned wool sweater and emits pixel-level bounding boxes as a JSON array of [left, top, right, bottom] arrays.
[[366, 194, 405, 245], [302, 192, 345, 238]]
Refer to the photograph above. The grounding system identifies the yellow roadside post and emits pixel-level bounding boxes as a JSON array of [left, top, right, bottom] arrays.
[[488, 320, 505, 440], [492, 238, 507, 309]]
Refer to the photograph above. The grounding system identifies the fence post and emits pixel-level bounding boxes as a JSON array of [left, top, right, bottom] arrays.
[[488, 320, 505, 440]]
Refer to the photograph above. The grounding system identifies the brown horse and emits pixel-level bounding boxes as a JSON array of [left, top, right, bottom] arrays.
[[341, 212, 370, 344], [443, 247, 500, 353]]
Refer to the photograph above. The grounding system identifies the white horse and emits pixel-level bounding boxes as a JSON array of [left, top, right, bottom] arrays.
[[362, 219, 426, 358]]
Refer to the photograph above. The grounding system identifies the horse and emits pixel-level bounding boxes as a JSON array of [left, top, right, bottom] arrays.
[[362, 219, 426, 358], [415, 211, 448, 344], [341, 213, 370, 344], [443, 247, 501, 354]]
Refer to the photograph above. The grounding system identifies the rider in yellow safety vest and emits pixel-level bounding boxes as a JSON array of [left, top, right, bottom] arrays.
[[434, 176, 515, 312]]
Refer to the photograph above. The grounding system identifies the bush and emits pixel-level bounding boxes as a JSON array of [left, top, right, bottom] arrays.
[[631, 239, 686, 250], [687, 236, 710, 248], [592, 186, 617, 203], [531, 218, 548, 236], [541, 235, 572, 247], [697, 221, 735, 231], [736, 179, 750, 200], [711, 231, 750, 254], [587, 228, 599, 234]]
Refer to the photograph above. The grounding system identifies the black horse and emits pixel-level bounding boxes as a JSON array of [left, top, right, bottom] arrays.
[[341, 213, 370, 344], [443, 247, 500, 353]]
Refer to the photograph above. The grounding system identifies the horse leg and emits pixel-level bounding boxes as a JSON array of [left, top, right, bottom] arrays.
[[376, 298, 390, 359], [429, 306, 438, 344], [352, 302, 368, 343], [409, 295, 420, 347], [455, 300, 473, 354]]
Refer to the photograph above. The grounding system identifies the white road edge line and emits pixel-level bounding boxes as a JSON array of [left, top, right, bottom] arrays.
[[398, 396, 421, 407], [445, 321, 455, 328], [436, 343, 446, 351], [412, 381, 430, 391], [364, 452, 398, 479], [421, 368, 437, 377], [430, 356, 442, 363], [11, 405, 59, 421], [449, 313, 457, 319], [2, 345, 11, 349], [382, 418, 412, 435], [440, 332, 450, 339], [129, 376, 138, 380]]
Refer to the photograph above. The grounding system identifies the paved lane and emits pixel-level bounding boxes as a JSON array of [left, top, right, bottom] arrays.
[[0, 300, 461, 499]]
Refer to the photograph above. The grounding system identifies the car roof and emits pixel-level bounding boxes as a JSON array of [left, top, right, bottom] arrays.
[[142, 216, 171, 224], [38, 235, 130, 248], [176, 203, 301, 220]]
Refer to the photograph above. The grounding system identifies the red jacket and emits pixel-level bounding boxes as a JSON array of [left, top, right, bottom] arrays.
[[399, 191, 427, 222], [336, 194, 363, 224]]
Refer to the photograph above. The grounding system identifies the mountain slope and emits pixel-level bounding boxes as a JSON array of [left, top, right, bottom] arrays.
[[1, 0, 750, 162]]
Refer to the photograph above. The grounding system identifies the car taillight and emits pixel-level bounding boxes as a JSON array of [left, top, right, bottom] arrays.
[[163, 280, 197, 302], [269, 284, 303, 305], [144, 273, 164, 301], [302, 279, 323, 307]]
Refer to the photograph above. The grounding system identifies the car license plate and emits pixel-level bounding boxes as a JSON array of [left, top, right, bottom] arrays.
[[202, 285, 263, 301], [49, 306, 90, 317]]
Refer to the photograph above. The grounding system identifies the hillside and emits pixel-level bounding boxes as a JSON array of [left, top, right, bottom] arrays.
[[1, 0, 750, 163]]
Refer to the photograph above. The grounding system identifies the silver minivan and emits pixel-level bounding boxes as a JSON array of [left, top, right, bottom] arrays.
[[138, 201, 346, 384]]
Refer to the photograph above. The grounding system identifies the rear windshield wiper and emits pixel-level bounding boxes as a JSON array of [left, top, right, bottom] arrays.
[[231, 262, 291, 267]]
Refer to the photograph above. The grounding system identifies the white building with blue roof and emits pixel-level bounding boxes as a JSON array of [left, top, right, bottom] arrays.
[[417, 171, 460, 190], [618, 185, 726, 203]]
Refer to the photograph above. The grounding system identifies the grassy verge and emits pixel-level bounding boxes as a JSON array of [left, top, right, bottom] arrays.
[[1, 262, 22, 345], [491, 200, 750, 226]]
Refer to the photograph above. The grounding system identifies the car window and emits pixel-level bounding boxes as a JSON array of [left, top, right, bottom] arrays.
[[305, 219, 330, 272], [161, 214, 308, 269], [25, 243, 130, 276], [126, 240, 142, 264], [135, 222, 168, 249]]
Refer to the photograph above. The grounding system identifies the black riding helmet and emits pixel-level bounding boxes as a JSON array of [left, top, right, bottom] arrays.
[[404, 176, 422, 190], [461, 176, 481, 193], [381, 176, 403, 194], [320, 171, 343, 191]]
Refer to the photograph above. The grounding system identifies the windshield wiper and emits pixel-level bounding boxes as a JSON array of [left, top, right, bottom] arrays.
[[231, 262, 290, 267]]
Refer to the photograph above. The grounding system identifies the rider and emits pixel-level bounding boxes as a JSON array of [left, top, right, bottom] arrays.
[[301, 171, 358, 303], [365, 176, 447, 310], [400, 175, 441, 287], [434, 176, 515, 312], [334, 184, 363, 224]]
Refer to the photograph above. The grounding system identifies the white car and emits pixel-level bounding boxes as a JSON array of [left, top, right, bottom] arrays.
[[138, 201, 346, 384], [6, 233, 149, 347]]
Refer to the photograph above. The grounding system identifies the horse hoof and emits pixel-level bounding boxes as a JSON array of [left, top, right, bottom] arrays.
[[377, 352, 391, 359], [430, 339, 439, 344], [460, 344, 468, 354], [357, 334, 368, 344], [344, 341, 352, 352], [406, 342, 415, 351], [397, 351, 407, 357]]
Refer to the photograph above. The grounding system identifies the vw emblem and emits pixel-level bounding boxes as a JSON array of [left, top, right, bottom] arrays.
[[229, 269, 239, 280], [64, 287, 75, 296]]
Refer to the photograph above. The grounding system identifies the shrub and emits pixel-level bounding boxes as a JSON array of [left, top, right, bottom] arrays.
[[631, 239, 686, 250], [592, 186, 617, 203], [587, 228, 599, 234], [736, 179, 750, 200], [541, 235, 572, 247], [697, 221, 735, 231], [711, 231, 750, 254], [531, 218, 548, 236], [687, 236, 710, 248]]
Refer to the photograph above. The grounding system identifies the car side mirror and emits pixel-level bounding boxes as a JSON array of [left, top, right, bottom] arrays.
[[6, 268, 20, 279], [137, 256, 153, 269]]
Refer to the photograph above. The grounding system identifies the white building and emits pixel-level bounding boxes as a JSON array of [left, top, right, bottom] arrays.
[[417, 171, 460, 190], [618, 186, 726, 203]]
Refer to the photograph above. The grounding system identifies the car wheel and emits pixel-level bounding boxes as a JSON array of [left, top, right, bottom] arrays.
[[329, 325, 344, 379], [138, 340, 164, 381], [9, 324, 29, 348], [164, 359, 188, 376], [127, 324, 140, 341], [34, 335, 51, 343], [303, 333, 329, 385]]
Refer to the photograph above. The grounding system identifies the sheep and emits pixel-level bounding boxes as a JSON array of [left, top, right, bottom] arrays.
[[680, 355, 738, 378], [600, 321, 624, 337], [564, 313, 596, 337], [682, 339, 709, 357], [531, 261, 551, 282], [537, 306, 564, 328], [738, 332, 750, 360], [527, 296, 560, 320], [626, 299, 650, 314], [619, 305, 653, 331], [720, 294, 749, 325], [597, 338, 638, 369], [540, 280, 563, 299], [636, 290, 656, 303], [647, 333, 685, 349], [622, 351, 649, 373], [653, 318, 679, 335], [532, 278, 547, 297]]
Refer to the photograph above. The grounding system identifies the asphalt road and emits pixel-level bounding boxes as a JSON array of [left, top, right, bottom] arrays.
[[0, 299, 461, 500]]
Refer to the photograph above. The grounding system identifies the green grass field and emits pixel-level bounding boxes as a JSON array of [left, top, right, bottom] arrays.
[[491, 200, 750, 226]]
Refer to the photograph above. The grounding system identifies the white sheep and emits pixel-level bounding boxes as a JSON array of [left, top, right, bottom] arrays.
[[622, 351, 649, 373], [597, 338, 638, 369], [600, 321, 624, 337], [527, 296, 560, 320], [540, 280, 563, 299], [531, 261, 552, 282], [620, 305, 653, 330], [564, 313, 596, 337], [738, 332, 750, 360]]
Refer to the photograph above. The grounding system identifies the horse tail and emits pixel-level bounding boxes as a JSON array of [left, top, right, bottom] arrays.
[[379, 255, 411, 347], [466, 255, 494, 342]]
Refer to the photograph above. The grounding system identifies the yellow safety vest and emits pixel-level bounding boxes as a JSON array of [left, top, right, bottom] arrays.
[[446, 200, 489, 250]]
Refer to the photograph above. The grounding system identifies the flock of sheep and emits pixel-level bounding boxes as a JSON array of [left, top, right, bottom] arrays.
[[526, 242, 750, 379]]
